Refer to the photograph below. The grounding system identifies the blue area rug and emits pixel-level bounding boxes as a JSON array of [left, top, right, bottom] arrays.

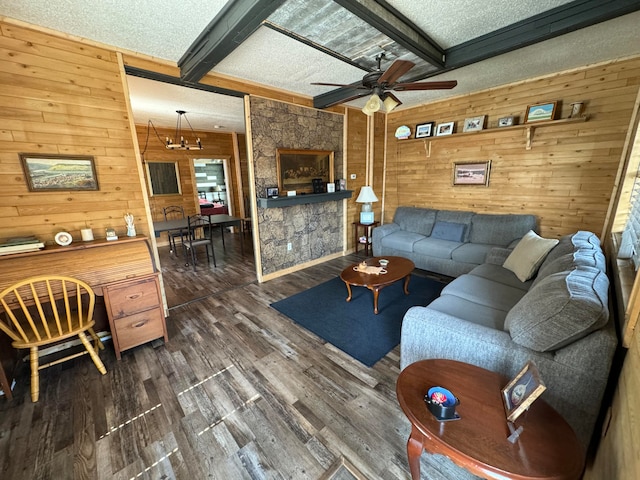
[[271, 274, 445, 367]]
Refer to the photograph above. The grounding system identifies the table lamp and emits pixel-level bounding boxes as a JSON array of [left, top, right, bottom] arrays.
[[356, 186, 378, 224]]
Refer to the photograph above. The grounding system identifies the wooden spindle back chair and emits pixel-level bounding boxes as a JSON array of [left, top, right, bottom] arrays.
[[0, 275, 106, 402]]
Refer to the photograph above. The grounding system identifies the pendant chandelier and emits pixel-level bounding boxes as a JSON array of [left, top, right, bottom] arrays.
[[166, 110, 203, 150]]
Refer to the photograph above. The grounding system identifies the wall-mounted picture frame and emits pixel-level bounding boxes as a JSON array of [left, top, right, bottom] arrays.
[[20, 153, 99, 192], [436, 121, 455, 136], [498, 116, 515, 127], [525, 101, 558, 123], [276, 149, 334, 194], [501, 361, 546, 423], [415, 122, 435, 138], [463, 115, 485, 132], [266, 186, 279, 198], [452, 161, 491, 186], [146, 161, 181, 196]]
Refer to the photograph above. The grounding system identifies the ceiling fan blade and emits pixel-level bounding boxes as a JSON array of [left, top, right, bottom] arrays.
[[378, 60, 415, 85], [313, 87, 369, 109], [311, 82, 361, 88], [393, 80, 458, 91]]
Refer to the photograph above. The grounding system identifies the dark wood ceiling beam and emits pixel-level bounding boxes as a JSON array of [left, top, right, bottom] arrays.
[[125, 66, 245, 98], [333, 0, 445, 68], [313, 86, 366, 109], [178, 0, 286, 83], [445, 0, 640, 70]]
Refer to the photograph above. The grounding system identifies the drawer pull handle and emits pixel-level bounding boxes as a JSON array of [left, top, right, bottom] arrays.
[[132, 320, 148, 328], [126, 293, 143, 300]]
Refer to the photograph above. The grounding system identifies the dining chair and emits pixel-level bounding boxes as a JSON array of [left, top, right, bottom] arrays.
[[183, 214, 216, 271], [0, 275, 107, 402], [163, 205, 186, 253]]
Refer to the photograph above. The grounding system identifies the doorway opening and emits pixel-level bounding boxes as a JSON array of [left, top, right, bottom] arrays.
[[193, 158, 232, 215]]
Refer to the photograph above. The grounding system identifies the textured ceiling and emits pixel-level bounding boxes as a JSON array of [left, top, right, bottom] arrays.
[[1, 0, 640, 134]]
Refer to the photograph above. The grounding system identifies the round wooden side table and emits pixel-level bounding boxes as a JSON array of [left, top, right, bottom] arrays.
[[396, 359, 584, 480]]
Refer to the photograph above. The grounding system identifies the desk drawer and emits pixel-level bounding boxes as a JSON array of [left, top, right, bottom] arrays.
[[113, 308, 165, 351], [106, 277, 159, 318]]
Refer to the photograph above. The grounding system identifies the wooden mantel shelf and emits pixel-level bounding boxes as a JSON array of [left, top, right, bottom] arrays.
[[1, 235, 149, 258], [257, 190, 353, 208]]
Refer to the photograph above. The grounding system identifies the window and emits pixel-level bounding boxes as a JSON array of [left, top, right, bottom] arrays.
[[146, 162, 181, 196]]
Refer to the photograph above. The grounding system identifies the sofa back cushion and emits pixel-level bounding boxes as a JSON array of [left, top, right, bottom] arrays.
[[469, 214, 537, 246], [539, 231, 600, 271], [394, 207, 437, 236], [505, 266, 610, 352], [533, 248, 607, 288]]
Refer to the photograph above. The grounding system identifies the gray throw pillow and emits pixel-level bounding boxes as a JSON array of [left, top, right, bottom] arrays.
[[431, 221, 466, 242]]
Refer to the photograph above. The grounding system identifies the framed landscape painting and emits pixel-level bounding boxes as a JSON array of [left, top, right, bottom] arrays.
[[525, 101, 557, 123], [20, 153, 99, 191], [452, 161, 491, 186]]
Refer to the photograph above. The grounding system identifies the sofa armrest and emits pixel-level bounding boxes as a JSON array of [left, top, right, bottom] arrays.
[[372, 223, 400, 256], [485, 247, 512, 265]]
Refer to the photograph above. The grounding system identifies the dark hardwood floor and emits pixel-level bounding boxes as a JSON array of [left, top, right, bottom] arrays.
[[0, 231, 470, 480]]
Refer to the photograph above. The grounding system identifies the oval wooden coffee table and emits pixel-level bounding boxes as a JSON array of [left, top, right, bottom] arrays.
[[340, 256, 415, 314], [396, 359, 584, 480]]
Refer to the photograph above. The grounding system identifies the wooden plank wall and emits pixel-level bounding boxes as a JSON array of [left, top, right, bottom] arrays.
[[584, 326, 640, 479], [134, 124, 241, 223], [385, 56, 640, 238], [0, 22, 147, 244]]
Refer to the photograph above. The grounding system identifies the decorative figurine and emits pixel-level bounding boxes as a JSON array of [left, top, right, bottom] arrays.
[[124, 213, 136, 237]]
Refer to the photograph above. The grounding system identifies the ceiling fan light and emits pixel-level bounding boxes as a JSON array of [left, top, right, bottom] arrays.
[[362, 94, 381, 116], [383, 95, 399, 113]]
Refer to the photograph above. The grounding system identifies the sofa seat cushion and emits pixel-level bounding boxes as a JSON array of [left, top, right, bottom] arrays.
[[506, 266, 610, 352], [470, 214, 537, 247], [413, 237, 463, 259], [451, 243, 494, 265], [503, 230, 559, 282], [427, 295, 508, 330], [441, 275, 528, 314], [394, 207, 437, 236], [379, 230, 426, 252], [467, 263, 532, 291]]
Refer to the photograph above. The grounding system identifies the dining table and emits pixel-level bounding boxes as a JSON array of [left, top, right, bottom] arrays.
[[153, 214, 244, 255]]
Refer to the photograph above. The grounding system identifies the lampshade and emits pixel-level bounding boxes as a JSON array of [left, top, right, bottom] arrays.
[[356, 186, 379, 204], [214, 185, 222, 192], [362, 94, 381, 116], [383, 95, 399, 113]]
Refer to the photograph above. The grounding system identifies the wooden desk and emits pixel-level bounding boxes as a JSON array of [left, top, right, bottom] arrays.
[[396, 359, 584, 480], [0, 236, 164, 399]]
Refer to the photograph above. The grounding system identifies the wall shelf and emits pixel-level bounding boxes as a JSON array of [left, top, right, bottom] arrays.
[[257, 190, 353, 208], [404, 116, 589, 154]]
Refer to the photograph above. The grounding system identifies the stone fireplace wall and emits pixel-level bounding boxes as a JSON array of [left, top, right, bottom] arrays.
[[250, 97, 344, 275]]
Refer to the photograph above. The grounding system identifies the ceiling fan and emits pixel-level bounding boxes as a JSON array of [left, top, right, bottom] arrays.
[[311, 54, 457, 114]]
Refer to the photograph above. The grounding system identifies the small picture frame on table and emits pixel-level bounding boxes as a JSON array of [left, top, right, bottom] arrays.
[[415, 122, 435, 138], [501, 361, 546, 423]]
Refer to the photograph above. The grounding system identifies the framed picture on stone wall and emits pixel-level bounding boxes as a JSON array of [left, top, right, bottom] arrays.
[[276, 148, 334, 194]]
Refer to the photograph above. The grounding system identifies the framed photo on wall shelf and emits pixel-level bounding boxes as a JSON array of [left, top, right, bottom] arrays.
[[265, 186, 279, 198], [525, 101, 557, 123], [415, 122, 435, 138], [501, 361, 546, 423], [463, 116, 485, 132], [498, 116, 515, 127], [452, 161, 491, 186], [20, 153, 99, 192], [436, 121, 455, 136]]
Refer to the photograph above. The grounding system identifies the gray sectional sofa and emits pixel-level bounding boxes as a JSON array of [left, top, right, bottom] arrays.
[[372, 206, 537, 277], [400, 230, 617, 448]]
